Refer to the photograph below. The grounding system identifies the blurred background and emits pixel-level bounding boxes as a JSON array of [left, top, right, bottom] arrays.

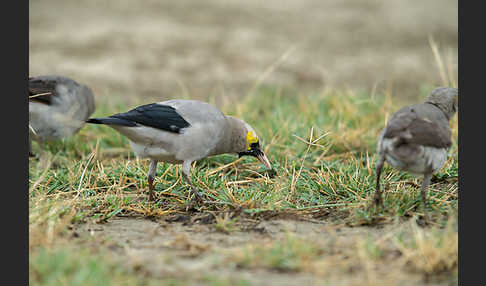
[[29, 0, 457, 104]]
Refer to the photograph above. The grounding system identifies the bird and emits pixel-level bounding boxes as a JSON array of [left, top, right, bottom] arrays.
[[86, 99, 272, 205], [373, 87, 458, 220], [29, 75, 96, 157]]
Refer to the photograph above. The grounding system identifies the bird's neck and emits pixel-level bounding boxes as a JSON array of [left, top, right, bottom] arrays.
[[209, 116, 246, 156], [425, 102, 450, 120]]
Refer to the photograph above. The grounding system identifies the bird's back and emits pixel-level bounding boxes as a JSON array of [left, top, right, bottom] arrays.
[[378, 102, 451, 174], [29, 75, 96, 140], [158, 99, 230, 159], [383, 103, 451, 149], [158, 99, 226, 126], [29, 75, 95, 118]]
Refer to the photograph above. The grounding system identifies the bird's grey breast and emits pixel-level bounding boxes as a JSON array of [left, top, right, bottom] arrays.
[[29, 78, 93, 140]]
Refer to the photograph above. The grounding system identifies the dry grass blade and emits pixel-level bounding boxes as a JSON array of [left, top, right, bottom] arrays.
[[428, 35, 449, 87], [293, 131, 330, 149], [248, 44, 298, 95], [29, 124, 37, 136], [29, 92, 52, 99], [73, 151, 97, 200], [290, 127, 320, 192], [446, 48, 457, 88], [207, 157, 244, 176]]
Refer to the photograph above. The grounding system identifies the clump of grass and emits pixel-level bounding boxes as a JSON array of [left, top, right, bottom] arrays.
[[214, 213, 239, 234], [29, 248, 141, 286], [29, 198, 76, 251], [394, 215, 458, 277], [232, 233, 321, 272]]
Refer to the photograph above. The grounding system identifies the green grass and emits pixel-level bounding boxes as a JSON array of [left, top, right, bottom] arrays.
[[30, 248, 138, 286], [29, 86, 457, 220], [29, 86, 458, 284], [232, 233, 322, 272]]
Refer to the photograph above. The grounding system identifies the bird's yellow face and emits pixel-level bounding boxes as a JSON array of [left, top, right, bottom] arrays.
[[246, 131, 259, 150], [239, 130, 272, 169]]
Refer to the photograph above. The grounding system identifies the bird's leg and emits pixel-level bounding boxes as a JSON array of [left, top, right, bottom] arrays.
[[420, 173, 432, 221], [371, 155, 385, 210], [182, 160, 203, 209], [147, 160, 158, 201], [29, 137, 35, 158]]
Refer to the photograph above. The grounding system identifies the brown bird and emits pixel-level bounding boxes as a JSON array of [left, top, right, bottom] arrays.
[[373, 87, 458, 220], [29, 75, 96, 157]]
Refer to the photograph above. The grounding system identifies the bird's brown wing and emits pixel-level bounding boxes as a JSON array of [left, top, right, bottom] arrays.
[[28, 77, 57, 105], [384, 107, 452, 148]]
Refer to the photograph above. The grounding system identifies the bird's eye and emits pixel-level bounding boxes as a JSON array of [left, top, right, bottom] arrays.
[[250, 142, 259, 150]]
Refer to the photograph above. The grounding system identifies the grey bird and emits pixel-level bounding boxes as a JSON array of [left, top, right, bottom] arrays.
[[29, 75, 96, 156], [373, 87, 458, 219], [86, 99, 272, 204]]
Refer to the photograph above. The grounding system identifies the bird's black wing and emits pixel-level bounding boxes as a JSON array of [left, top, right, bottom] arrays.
[[28, 77, 57, 105], [109, 103, 191, 133], [384, 107, 452, 148]]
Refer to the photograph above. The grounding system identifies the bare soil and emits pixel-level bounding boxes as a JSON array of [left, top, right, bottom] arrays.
[[73, 212, 454, 286], [29, 0, 457, 104]]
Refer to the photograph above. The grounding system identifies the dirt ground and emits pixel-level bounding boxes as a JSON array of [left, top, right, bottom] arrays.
[[73, 213, 453, 285], [78, 216, 327, 285], [29, 0, 457, 104]]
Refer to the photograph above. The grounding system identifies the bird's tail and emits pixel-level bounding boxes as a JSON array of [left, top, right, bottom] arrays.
[[86, 117, 137, 127]]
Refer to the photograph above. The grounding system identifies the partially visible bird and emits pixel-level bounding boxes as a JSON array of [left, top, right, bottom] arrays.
[[373, 87, 458, 219], [86, 99, 272, 205], [29, 75, 96, 156]]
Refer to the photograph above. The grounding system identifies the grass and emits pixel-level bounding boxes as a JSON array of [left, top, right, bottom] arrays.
[[29, 86, 458, 285], [232, 233, 322, 272], [225, 215, 458, 285], [30, 248, 137, 286]]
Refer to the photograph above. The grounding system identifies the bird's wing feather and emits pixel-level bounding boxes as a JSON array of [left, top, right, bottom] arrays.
[[28, 77, 57, 105], [384, 107, 451, 148], [109, 103, 191, 134]]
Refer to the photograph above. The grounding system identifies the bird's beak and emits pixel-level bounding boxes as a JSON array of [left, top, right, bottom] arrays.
[[257, 152, 272, 169]]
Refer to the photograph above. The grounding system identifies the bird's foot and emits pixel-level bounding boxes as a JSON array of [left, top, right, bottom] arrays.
[[422, 210, 431, 223], [185, 189, 205, 212], [416, 213, 431, 227], [367, 195, 384, 212], [148, 193, 156, 202], [375, 197, 384, 210]]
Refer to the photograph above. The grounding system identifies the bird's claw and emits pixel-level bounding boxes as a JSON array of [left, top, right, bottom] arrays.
[[375, 197, 384, 209], [185, 189, 204, 211], [368, 194, 384, 212], [148, 194, 156, 202], [416, 213, 431, 227]]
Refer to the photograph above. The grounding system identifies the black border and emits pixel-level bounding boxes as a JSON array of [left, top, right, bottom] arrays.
[[458, 1, 478, 285], [23, 1, 466, 284], [6, 0, 29, 283]]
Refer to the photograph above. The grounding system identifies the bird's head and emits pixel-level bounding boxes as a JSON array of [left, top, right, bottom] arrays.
[[234, 120, 272, 170], [425, 87, 458, 120]]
